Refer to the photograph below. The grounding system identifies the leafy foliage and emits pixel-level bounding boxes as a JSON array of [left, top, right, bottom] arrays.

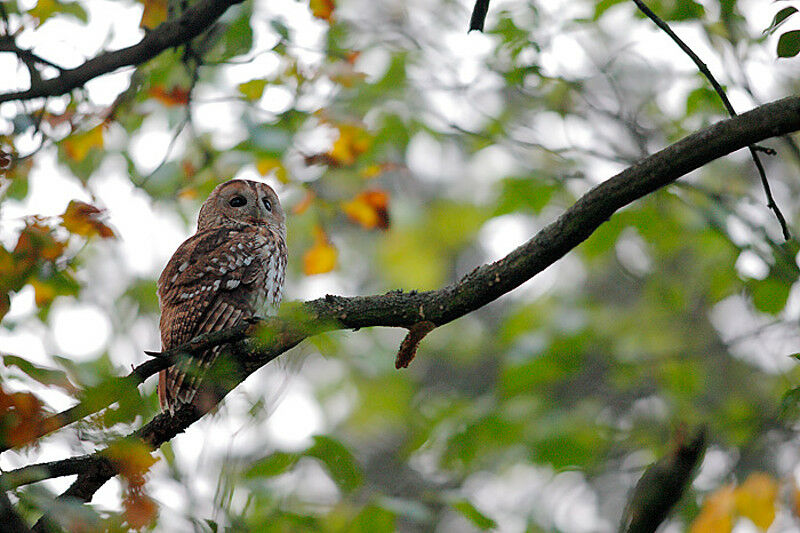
[[1, 0, 800, 531]]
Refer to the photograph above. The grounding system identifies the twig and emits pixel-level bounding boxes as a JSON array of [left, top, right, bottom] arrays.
[[469, 0, 491, 32], [0, 36, 65, 71], [0, 322, 256, 454], [632, 0, 790, 240], [0, 0, 244, 104], [0, 95, 795, 518]]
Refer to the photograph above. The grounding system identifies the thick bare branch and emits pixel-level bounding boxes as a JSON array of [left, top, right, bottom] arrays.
[[0, 0, 243, 104], [4, 96, 796, 521]]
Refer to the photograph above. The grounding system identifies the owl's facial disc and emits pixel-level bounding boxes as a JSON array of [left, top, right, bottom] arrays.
[[198, 179, 285, 232]]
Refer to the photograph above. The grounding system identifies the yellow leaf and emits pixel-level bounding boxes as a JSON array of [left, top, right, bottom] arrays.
[[29, 0, 58, 23], [328, 124, 370, 166], [238, 79, 268, 101], [30, 278, 57, 307], [61, 200, 116, 239], [139, 0, 167, 29], [342, 189, 390, 230], [303, 226, 337, 275], [734, 473, 778, 530], [63, 125, 104, 162], [360, 164, 383, 179], [690, 484, 736, 533], [310, 0, 335, 21], [256, 157, 288, 182]]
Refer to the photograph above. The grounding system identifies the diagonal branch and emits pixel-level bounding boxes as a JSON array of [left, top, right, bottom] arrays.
[[3, 95, 798, 527], [0, 0, 243, 104]]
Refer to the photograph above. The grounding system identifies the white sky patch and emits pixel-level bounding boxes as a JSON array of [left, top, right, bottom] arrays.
[[129, 115, 181, 174], [93, 168, 188, 276], [479, 214, 535, 261], [267, 383, 324, 450], [710, 295, 798, 373], [734, 249, 770, 280], [51, 302, 111, 359], [616, 228, 653, 277]]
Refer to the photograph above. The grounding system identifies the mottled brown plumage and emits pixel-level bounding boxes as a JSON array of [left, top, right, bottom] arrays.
[[157, 179, 286, 414]]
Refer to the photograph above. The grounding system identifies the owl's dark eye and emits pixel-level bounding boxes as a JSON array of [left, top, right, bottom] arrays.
[[229, 195, 247, 207], [262, 197, 272, 212]]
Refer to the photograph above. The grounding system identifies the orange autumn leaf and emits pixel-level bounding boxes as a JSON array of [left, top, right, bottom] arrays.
[[105, 440, 159, 481], [138, 0, 167, 29], [343, 189, 390, 230], [0, 386, 48, 448], [181, 160, 196, 177], [690, 484, 736, 533], [303, 226, 337, 275], [123, 486, 158, 529], [734, 473, 778, 530], [61, 200, 116, 239], [63, 125, 104, 162], [328, 124, 370, 166], [149, 85, 190, 107], [292, 189, 315, 215], [310, 0, 335, 21], [15, 222, 67, 262]]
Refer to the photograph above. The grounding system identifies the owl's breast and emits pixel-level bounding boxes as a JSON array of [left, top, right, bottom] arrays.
[[253, 229, 287, 316]]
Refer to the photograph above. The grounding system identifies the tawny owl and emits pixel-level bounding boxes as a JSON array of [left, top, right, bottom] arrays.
[[157, 179, 287, 414]]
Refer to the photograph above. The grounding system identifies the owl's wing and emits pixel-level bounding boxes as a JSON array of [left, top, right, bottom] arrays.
[[157, 226, 270, 413]]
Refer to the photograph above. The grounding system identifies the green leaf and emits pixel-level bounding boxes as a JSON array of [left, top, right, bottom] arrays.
[[305, 435, 363, 493], [593, 0, 627, 19], [451, 500, 497, 530], [685, 86, 727, 116], [349, 504, 395, 532], [238, 79, 269, 101], [780, 386, 800, 419], [3, 355, 77, 393], [749, 277, 791, 314], [493, 177, 557, 216], [765, 6, 798, 36], [245, 452, 299, 479], [777, 30, 800, 57]]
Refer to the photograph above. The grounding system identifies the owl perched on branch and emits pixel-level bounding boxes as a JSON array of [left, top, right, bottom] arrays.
[[157, 179, 287, 414]]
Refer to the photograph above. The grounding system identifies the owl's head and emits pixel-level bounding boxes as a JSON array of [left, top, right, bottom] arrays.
[[197, 179, 285, 235]]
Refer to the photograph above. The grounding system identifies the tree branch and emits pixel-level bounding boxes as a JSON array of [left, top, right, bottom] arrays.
[[631, 0, 790, 239], [5, 95, 799, 525], [469, 0, 491, 32], [0, 321, 257, 453], [0, 0, 243, 104]]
